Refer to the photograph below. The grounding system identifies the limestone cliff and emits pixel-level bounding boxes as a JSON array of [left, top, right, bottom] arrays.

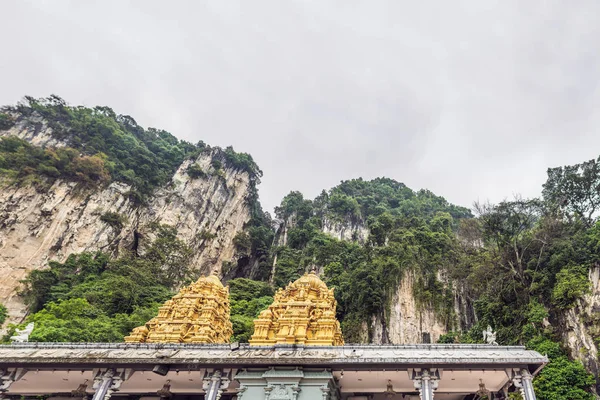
[[0, 122, 253, 325], [559, 265, 600, 391], [273, 215, 472, 345], [361, 273, 475, 345], [367, 272, 447, 344], [322, 217, 369, 243], [1, 111, 64, 148]]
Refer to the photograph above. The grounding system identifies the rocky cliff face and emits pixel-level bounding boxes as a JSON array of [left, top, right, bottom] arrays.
[[368, 272, 447, 344], [274, 215, 474, 345], [1, 111, 64, 148], [363, 272, 475, 345], [559, 265, 600, 390], [322, 217, 369, 243], [2, 112, 599, 376], [0, 123, 253, 325]]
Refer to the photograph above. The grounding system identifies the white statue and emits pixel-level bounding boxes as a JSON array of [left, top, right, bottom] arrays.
[[482, 325, 498, 345], [10, 322, 34, 343]]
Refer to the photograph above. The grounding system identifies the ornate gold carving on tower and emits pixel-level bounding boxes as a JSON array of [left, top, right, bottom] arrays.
[[249, 269, 344, 346], [124, 274, 233, 343]]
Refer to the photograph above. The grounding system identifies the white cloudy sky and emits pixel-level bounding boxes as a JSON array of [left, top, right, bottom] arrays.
[[1, 1, 599, 212]]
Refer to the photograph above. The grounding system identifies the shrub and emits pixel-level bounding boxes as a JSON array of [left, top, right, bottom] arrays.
[[100, 212, 127, 231], [0, 304, 7, 326], [210, 159, 223, 171], [196, 229, 217, 241], [233, 232, 252, 254], [0, 113, 13, 130], [552, 265, 591, 309], [186, 163, 206, 179]]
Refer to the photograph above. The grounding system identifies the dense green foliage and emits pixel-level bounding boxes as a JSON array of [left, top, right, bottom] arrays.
[[272, 178, 471, 339], [0, 136, 110, 187], [14, 225, 194, 342], [434, 168, 600, 396], [228, 278, 273, 342], [0, 304, 7, 327], [528, 337, 595, 400], [4, 96, 599, 396], [1, 96, 262, 201], [0, 113, 14, 130]]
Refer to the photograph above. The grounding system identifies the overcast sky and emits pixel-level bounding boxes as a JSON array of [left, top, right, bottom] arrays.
[[1, 1, 599, 213]]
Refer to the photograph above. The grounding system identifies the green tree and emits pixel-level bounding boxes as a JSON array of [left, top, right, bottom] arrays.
[[0, 304, 8, 326], [551, 265, 591, 309], [228, 278, 273, 342], [543, 157, 600, 225]]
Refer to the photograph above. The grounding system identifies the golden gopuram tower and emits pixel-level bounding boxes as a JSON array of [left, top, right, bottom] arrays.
[[249, 269, 344, 346], [124, 274, 233, 343]]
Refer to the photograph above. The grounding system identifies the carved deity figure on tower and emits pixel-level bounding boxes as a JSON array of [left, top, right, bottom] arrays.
[[124, 274, 233, 343], [249, 268, 344, 346]]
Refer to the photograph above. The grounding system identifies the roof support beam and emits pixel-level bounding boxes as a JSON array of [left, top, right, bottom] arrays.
[[409, 368, 441, 400]]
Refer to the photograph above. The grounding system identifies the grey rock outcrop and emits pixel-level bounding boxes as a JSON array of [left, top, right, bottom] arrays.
[[0, 123, 253, 325], [559, 264, 600, 392]]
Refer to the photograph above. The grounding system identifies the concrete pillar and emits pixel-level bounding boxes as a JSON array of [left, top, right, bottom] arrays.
[[409, 369, 440, 400], [509, 368, 537, 400], [203, 370, 231, 400]]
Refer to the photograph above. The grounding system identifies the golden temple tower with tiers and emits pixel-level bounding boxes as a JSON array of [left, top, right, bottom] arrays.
[[124, 274, 233, 343], [249, 269, 344, 346]]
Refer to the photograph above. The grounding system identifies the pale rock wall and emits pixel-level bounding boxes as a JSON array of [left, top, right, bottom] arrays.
[[369, 272, 448, 344], [139, 156, 251, 274], [278, 213, 456, 345], [559, 265, 600, 391], [3, 112, 64, 148], [452, 280, 477, 332], [322, 217, 368, 243], [0, 128, 252, 324]]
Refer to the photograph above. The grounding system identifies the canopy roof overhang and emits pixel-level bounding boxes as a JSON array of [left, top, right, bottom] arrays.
[[0, 343, 548, 396]]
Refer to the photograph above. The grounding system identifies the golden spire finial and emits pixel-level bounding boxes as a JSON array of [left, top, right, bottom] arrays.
[[249, 271, 344, 346], [124, 274, 232, 343]]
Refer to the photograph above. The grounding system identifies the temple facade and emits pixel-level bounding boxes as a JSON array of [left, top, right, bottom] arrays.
[[0, 273, 547, 400]]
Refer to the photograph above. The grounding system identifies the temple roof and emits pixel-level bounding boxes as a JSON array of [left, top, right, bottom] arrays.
[[203, 273, 225, 287], [292, 268, 329, 292], [0, 343, 548, 371], [0, 343, 548, 397], [124, 274, 232, 344], [249, 270, 344, 346]]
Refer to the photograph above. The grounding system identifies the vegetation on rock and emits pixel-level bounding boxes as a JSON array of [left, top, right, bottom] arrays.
[[2, 96, 599, 397], [228, 278, 273, 342], [0, 136, 110, 187], [266, 168, 600, 396], [0, 304, 7, 327], [272, 178, 471, 339], [1, 96, 262, 201], [13, 225, 192, 342]]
